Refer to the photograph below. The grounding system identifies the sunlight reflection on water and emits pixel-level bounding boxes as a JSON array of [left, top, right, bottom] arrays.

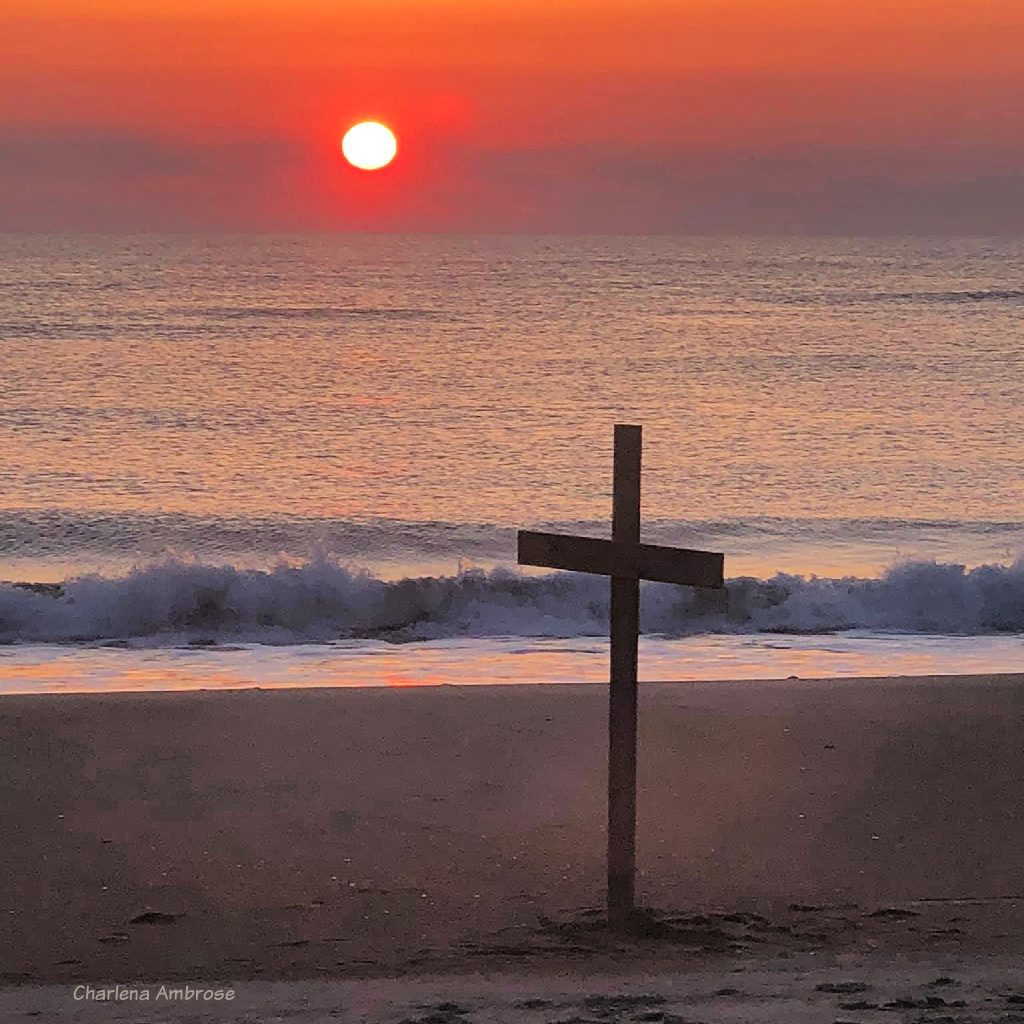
[[2, 634, 1022, 695]]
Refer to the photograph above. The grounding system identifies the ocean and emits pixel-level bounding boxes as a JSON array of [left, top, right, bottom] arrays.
[[2, 234, 1022, 691]]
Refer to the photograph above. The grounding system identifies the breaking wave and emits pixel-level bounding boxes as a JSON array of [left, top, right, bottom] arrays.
[[2, 554, 1024, 645]]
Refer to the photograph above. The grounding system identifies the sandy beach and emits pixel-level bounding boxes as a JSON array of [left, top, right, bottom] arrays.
[[3, 674, 1024, 1018], [5, 956, 1024, 1024]]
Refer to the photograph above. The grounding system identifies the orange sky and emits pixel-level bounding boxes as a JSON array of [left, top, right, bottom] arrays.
[[4, 1, 1023, 231]]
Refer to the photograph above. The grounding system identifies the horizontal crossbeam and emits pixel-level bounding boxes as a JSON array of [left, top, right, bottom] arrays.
[[518, 530, 724, 589]]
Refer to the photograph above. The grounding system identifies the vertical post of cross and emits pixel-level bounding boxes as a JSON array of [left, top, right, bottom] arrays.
[[607, 423, 642, 927]]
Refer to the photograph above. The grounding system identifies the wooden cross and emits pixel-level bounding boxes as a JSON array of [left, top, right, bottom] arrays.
[[518, 424, 724, 927]]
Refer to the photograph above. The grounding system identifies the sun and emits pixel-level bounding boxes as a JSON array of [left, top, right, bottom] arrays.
[[341, 121, 398, 171]]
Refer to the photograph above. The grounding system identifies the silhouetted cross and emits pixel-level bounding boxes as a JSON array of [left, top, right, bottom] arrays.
[[518, 424, 724, 927]]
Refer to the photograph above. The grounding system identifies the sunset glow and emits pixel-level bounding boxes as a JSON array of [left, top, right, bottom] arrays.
[[3, 0, 1024, 230]]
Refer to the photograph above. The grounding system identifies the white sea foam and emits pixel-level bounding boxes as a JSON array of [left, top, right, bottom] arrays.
[[2, 554, 1023, 645]]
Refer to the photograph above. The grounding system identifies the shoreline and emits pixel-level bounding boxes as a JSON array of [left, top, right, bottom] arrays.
[[3, 668, 1024, 699]]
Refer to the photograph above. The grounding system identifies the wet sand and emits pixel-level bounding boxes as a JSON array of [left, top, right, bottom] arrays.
[[2, 675, 1023, 990]]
